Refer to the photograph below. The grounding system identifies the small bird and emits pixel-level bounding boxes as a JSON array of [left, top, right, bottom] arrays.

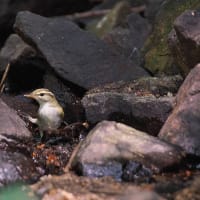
[[24, 88, 64, 137]]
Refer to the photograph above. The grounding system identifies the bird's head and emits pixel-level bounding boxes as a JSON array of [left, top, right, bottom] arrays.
[[24, 88, 57, 105]]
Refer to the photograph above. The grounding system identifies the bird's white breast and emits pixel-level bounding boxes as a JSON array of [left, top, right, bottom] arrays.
[[38, 103, 62, 130]]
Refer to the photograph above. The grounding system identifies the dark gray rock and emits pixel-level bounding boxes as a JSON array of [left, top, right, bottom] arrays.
[[145, 0, 164, 21], [14, 11, 149, 89], [0, 34, 46, 93], [169, 10, 200, 76], [88, 1, 151, 67], [82, 93, 173, 136], [0, 0, 92, 47], [159, 64, 200, 156], [72, 121, 185, 179], [78, 161, 123, 181], [122, 161, 153, 182], [0, 34, 36, 71], [0, 150, 39, 186], [86, 75, 183, 95], [104, 12, 151, 66], [121, 11, 151, 48], [0, 98, 31, 139], [82, 76, 182, 135]]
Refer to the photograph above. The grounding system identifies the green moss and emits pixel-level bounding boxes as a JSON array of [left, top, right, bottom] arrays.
[[143, 0, 200, 75]]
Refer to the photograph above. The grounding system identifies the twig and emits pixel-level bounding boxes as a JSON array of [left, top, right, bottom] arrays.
[[65, 5, 146, 20], [0, 63, 10, 93], [64, 141, 82, 172]]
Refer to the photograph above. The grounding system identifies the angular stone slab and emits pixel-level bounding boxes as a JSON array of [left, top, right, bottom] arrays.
[[169, 10, 200, 76], [72, 121, 184, 176], [0, 34, 36, 72], [159, 64, 200, 156], [0, 98, 31, 139], [82, 93, 174, 136], [14, 11, 149, 89], [82, 75, 182, 135]]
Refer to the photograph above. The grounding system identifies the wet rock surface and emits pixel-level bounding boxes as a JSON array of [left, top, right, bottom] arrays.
[[0, 151, 39, 186], [82, 75, 182, 135], [14, 11, 149, 89], [169, 10, 200, 76], [159, 64, 200, 156], [72, 121, 185, 179]]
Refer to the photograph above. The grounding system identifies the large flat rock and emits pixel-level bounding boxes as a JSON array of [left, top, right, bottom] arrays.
[[14, 11, 149, 89], [72, 121, 184, 178]]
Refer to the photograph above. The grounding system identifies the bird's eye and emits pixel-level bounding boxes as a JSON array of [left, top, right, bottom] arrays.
[[39, 93, 45, 96]]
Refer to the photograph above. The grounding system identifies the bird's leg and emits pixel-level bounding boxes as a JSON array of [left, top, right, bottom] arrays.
[[39, 130, 44, 139]]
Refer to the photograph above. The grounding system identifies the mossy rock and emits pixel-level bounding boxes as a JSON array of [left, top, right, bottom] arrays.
[[87, 1, 131, 37], [143, 0, 200, 75]]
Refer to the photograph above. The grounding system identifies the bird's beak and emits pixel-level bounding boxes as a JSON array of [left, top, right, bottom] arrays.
[[24, 93, 34, 99]]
